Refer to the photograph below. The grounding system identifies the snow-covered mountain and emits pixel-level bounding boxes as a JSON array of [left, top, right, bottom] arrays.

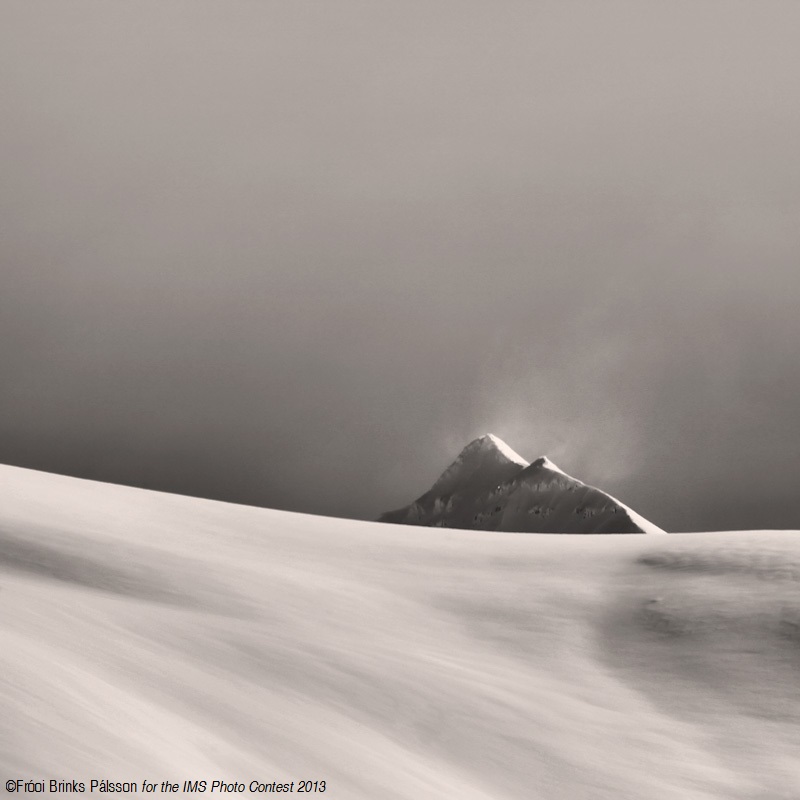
[[379, 434, 665, 534]]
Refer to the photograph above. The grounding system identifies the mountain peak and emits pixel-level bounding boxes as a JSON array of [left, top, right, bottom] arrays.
[[426, 434, 528, 498], [528, 455, 566, 474], [463, 434, 529, 467]]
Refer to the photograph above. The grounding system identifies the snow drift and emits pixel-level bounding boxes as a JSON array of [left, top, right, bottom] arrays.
[[2, 463, 799, 799]]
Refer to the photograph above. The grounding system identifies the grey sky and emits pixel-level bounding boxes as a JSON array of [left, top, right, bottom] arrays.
[[2, 1, 799, 531]]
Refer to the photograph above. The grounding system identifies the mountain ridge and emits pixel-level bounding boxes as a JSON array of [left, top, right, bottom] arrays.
[[379, 434, 665, 534]]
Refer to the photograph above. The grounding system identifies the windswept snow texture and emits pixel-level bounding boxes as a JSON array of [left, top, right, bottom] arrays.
[[1, 464, 799, 799], [380, 435, 664, 534]]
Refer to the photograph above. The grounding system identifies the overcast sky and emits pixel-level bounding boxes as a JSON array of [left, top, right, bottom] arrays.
[[2, 1, 799, 532]]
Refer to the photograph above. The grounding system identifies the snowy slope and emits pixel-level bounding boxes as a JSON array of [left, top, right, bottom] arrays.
[[380, 435, 664, 533], [2, 464, 799, 798]]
